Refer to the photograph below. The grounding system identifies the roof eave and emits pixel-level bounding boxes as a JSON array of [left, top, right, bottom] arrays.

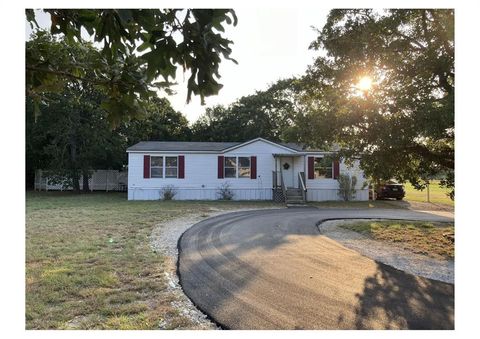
[[222, 137, 301, 153], [126, 149, 223, 153]]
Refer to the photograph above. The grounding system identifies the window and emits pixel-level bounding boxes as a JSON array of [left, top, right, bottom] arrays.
[[314, 157, 333, 179], [151, 156, 163, 178], [238, 157, 251, 178], [150, 156, 178, 178], [224, 157, 237, 178], [224, 156, 251, 178], [165, 156, 178, 178]]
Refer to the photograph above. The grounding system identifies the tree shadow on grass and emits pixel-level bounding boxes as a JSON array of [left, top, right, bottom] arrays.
[[343, 262, 454, 329]]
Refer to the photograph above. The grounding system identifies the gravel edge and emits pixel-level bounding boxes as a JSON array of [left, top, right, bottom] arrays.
[[317, 219, 454, 284], [149, 207, 284, 329]]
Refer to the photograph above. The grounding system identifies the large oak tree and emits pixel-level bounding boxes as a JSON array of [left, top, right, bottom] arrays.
[[299, 9, 454, 196]]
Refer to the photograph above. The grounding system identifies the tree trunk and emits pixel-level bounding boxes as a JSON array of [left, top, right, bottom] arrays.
[[70, 134, 81, 193], [71, 169, 81, 193], [82, 169, 90, 193]]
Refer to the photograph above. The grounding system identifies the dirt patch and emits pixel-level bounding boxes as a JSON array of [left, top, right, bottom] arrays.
[[318, 219, 454, 284]]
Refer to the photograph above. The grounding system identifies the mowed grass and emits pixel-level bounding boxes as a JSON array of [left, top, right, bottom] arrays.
[[309, 200, 404, 209], [339, 220, 454, 259], [404, 180, 454, 206], [26, 192, 278, 329]]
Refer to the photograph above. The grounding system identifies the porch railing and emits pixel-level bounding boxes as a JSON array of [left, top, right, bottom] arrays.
[[280, 170, 287, 201], [298, 171, 307, 201], [272, 170, 278, 188]]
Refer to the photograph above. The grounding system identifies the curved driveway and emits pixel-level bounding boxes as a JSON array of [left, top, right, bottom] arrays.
[[178, 208, 454, 330]]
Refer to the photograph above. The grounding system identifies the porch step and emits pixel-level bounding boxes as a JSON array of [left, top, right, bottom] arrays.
[[286, 195, 304, 201], [286, 193, 303, 198], [286, 201, 306, 206], [285, 188, 305, 205], [287, 199, 303, 203], [286, 197, 306, 205], [286, 203, 309, 208], [286, 188, 302, 195]]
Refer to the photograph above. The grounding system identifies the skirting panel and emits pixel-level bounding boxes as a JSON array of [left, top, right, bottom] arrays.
[[128, 188, 273, 201], [306, 189, 369, 201]]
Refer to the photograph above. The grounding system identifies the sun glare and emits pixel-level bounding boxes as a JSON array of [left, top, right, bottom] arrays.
[[357, 76, 373, 91]]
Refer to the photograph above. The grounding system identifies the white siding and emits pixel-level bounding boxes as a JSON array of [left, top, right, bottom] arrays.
[[128, 139, 292, 200], [341, 160, 369, 201], [305, 157, 368, 201], [127, 139, 368, 201], [128, 188, 272, 201]]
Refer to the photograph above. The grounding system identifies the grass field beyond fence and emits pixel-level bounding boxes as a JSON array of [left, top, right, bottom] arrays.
[[403, 180, 453, 206], [26, 192, 277, 329]]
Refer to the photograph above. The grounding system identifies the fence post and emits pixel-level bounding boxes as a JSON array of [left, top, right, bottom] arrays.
[[427, 182, 430, 203]]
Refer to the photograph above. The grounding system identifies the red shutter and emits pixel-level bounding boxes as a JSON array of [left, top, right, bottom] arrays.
[[307, 156, 314, 179], [333, 160, 340, 179], [250, 156, 257, 179], [143, 155, 150, 179], [178, 155, 185, 179], [218, 156, 224, 179]]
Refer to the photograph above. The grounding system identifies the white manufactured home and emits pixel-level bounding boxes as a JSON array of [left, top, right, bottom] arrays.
[[126, 137, 368, 202]]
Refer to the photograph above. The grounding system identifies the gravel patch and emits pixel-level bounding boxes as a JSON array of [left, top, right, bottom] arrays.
[[318, 219, 454, 284], [150, 207, 283, 329]]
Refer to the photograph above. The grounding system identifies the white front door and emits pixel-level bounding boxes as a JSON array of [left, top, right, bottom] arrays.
[[281, 157, 294, 188]]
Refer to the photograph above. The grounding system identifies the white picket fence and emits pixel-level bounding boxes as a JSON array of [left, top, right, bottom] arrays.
[[34, 169, 128, 191]]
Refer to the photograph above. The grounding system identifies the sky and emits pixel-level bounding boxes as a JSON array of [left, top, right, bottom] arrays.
[[25, 9, 329, 122], [169, 8, 328, 122]]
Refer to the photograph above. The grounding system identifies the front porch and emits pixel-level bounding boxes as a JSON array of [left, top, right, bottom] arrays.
[[272, 154, 307, 204]]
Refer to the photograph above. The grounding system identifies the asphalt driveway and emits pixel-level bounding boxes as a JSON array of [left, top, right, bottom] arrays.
[[177, 208, 454, 330]]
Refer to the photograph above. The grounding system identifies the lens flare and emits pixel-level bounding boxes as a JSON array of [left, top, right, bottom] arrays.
[[357, 76, 373, 91]]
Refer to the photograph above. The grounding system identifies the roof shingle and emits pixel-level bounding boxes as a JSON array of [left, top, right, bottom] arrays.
[[127, 141, 240, 152]]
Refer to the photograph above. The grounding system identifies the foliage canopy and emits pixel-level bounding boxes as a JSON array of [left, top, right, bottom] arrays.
[[26, 9, 237, 123], [299, 9, 454, 195]]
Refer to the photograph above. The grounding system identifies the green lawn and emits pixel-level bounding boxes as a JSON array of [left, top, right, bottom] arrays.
[[404, 180, 454, 206], [26, 192, 278, 329], [339, 220, 454, 259], [309, 200, 404, 209], [308, 200, 408, 209]]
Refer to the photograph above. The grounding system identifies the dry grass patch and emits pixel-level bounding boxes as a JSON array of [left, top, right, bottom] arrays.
[[26, 192, 278, 329], [339, 220, 454, 259]]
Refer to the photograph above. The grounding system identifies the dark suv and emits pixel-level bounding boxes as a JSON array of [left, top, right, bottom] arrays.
[[374, 183, 405, 200]]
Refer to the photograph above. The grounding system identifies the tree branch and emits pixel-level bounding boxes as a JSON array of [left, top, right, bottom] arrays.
[[407, 144, 454, 169], [26, 66, 109, 86]]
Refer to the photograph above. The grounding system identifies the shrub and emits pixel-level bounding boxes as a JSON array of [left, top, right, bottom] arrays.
[[217, 182, 234, 200], [337, 174, 357, 201], [160, 185, 177, 201]]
